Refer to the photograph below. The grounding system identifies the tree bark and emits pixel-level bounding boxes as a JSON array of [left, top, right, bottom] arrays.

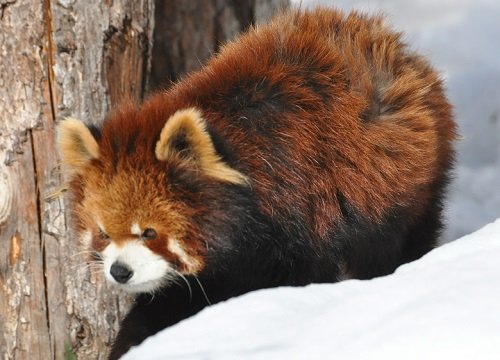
[[149, 0, 289, 89], [0, 1, 288, 359], [1, 1, 154, 359]]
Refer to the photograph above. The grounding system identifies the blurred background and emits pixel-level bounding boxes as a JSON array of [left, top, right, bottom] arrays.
[[298, 0, 500, 241]]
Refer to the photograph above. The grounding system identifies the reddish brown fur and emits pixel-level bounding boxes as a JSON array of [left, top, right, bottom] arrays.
[[69, 128, 208, 272], [61, 9, 457, 357], [87, 8, 455, 240]]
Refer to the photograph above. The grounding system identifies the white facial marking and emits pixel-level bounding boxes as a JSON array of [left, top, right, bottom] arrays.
[[96, 220, 106, 233], [81, 230, 92, 248], [102, 241, 172, 293], [168, 239, 200, 273], [130, 222, 142, 236]]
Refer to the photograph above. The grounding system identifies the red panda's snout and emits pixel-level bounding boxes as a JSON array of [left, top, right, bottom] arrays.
[[80, 215, 205, 293], [90, 225, 204, 293], [101, 240, 172, 293]]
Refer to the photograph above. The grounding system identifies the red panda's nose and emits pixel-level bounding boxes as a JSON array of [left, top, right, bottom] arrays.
[[110, 262, 133, 284]]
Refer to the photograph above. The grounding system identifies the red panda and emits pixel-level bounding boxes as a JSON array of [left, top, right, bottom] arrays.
[[58, 7, 456, 359]]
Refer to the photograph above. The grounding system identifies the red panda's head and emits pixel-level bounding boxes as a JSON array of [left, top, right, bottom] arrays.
[[57, 108, 248, 293]]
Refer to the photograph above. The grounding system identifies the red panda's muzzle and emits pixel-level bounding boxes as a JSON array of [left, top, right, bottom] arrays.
[[101, 240, 173, 293]]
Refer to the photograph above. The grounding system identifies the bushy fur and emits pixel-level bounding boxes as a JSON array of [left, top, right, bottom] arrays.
[[59, 8, 456, 359]]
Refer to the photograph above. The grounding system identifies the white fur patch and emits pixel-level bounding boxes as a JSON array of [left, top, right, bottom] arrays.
[[102, 241, 172, 293], [168, 239, 200, 273], [130, 222, 142, 236], [96, 220, 106, 233]]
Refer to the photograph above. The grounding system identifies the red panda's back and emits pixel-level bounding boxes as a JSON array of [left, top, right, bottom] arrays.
[[156, 8, 455, 241]]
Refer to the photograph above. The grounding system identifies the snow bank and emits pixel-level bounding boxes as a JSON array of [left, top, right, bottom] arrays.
[[123, 219, 500, 360]]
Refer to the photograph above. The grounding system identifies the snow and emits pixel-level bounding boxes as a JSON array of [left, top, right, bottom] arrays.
[[122, 219, 500, 360], [297, 0, 500, 241]]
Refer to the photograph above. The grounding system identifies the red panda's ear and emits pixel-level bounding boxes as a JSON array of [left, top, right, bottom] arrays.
[[57, 118, 99, 177], [155, 108, 248, 185]]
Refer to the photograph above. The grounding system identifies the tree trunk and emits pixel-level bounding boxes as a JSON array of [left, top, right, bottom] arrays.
[[0, 1, 288, 359], [149, 0, 289, 89]]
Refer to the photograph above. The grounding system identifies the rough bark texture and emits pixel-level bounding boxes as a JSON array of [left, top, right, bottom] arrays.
[[149, 0, 289, 89], [0, 1, 154, 359], [0, 1, 288, 359]]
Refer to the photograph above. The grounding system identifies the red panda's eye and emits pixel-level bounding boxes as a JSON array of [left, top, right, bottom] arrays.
[[99, 228, 110, 240], [142, 228, 157, 240]]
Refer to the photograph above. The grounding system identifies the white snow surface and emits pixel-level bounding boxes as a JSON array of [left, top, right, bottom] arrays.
[[123, 219, 500, 360]]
